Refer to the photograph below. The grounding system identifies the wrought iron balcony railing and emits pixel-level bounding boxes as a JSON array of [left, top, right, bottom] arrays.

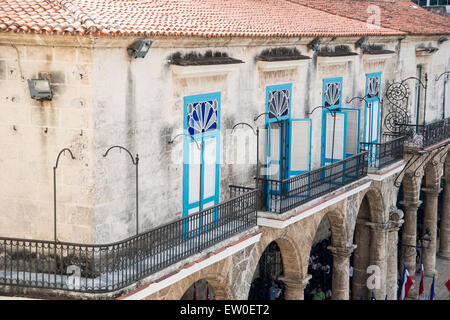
[[360, 136, 406, 170], [0, 186, 257, 294], [256, 151, 368, 214], [397, 117, 450, 149]]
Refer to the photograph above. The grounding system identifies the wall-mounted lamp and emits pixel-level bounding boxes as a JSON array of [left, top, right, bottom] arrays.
[[356, 36, 368, 51], [27, 79, 52, 100], [307, 37, 322, 52], [127, 39, 153, 58]]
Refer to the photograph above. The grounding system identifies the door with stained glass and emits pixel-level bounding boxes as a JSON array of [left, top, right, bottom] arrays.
[[364, 73, 381, 164], [321, 77, 344, 166], [265, 84, 291, 211], [183, 93, 220, 231]]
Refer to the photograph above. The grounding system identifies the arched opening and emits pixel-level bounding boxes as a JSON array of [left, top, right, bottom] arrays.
[[351, 195, 371, 300], [248, 241, 286, 300], [181, 279, 215, 300], [304, 214, 333, 300]]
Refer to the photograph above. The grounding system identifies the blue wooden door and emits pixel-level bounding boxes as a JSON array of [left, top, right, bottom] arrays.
[[183, 93, 221, 233], [364, 73, 381, 164], [265, 84, 291, 211]]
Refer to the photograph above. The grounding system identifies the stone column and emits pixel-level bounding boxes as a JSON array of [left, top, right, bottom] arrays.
[[399, 200, 421, 299], [278, 274, 312, 300], [328, 245, 356, 300], [422, 186, 442, 276], [386, 207, 404, 300], [439, 177, 450, 259], [352, 219, 370, 300], [366, 221, 389, 300]]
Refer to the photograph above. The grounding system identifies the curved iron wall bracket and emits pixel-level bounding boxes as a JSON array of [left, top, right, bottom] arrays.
[[53, 148, 76, 243], [231, 122, 259, 188], [393, 152, 426, 187], [103, 145, 140, 235]]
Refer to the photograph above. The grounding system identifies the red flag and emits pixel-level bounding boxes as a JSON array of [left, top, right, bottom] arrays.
[[445, 279, 450, 292], [419, 259, 424, 296], [400, 264, 414, 300]]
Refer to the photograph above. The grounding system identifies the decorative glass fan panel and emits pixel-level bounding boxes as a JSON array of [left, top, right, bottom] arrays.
[[367, 76, 380, 99], [324, 82, 341, 107], [187, 100, 218, 136], [268, 89, 290, 119]]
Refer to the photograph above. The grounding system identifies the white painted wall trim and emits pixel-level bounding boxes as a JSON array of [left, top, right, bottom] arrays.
[[317, 54, 358, 64], [257, 181, 372, 229], [171, 63, 241, 78], [257, 59, 310, 71], [120, 232, 262, 300], [362, 53, 394, 61]]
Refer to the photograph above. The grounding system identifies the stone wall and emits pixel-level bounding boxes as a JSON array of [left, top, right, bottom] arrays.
[[0, 35, 95, 243], [1, 33, 449, 247]]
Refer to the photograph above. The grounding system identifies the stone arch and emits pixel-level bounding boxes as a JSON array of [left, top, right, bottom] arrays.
[[302, 210, 338, 300], [245, 231, 304, 300], [350, 188, 384, 300], [254, 232, 303, 280], [320, 208, 347, 248], [358, 188, 385, 223], [174, 272, 230, 300]]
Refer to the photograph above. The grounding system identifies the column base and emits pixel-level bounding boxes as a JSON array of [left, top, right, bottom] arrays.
[[424, 270, 436, 278], [407, 288, 418, 299], [438, 251, 450, 260]]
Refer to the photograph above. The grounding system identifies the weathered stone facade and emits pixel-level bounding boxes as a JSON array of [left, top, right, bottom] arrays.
[[0, 18, 449, 300]]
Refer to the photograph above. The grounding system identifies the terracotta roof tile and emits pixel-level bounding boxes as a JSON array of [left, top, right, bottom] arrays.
[[288, 0, 450, 36], [0, 0, 404, 38]]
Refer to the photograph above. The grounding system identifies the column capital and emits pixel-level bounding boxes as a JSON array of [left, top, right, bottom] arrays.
[[422, 187, 442, 196], [278, 274, 312, 289], [388, 219, 404, 231], [399, 200, 422, 210], [327, 244, 356, 258], [366, 221, 391, 231]]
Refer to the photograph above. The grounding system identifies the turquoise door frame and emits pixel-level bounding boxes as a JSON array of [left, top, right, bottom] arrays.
[[265, 83, 292, 210], [364, 72, 381, 144], [182, 92, 221, 219], [341, 107, 361, 158], [321, 77, 343, 166], [364, 72, 382, 164], [323, 110, 347, 165], [288, 118, 312, 177], [265, 83, 292, 182]]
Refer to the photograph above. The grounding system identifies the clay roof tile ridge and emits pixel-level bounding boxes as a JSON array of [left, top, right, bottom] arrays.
[[50, 0, 98, 33]]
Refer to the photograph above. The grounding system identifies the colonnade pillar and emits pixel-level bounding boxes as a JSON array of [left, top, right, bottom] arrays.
[[278, 274, 312, 300], [422, 186, 442, 276], [328, 245, 356, 300], [439, 177, 450, 259]]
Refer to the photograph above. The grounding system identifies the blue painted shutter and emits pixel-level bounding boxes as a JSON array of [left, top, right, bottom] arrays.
[[324, 111, 347, 164], [341, 108, 361, 157], [268, 124, 282, 182], [288, 119, 312, 177]]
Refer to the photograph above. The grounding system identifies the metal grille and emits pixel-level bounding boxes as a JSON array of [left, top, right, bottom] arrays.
[[259, 242, 283, 280], [398, 117, 450, 149], [257, 152, 368, 214], [360, 136, 406, 170], [0, 187, 257, 293]]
